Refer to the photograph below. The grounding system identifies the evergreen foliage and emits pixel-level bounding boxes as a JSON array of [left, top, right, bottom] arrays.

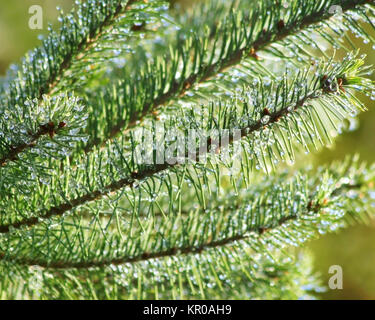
[[1, 0, 375, 299]]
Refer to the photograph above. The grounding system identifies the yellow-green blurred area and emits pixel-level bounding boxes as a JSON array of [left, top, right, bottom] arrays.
[[0, 0, 375, 299]]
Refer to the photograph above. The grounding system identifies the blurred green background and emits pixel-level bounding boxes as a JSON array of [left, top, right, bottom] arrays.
[[1, 0, 375, 299]]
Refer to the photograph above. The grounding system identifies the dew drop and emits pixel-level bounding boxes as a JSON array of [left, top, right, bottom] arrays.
[[261, 115, 270, 124]]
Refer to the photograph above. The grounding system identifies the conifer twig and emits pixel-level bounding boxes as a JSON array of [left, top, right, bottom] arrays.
[[0, 122, 66, 167], [0, 214, 298, 269], [44, 0, 139, 98], [0, 73, 346, 233], [0, 0, 139, 168], [88, 0, 372, 151]]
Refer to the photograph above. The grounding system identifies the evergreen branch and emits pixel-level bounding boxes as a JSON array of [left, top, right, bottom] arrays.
[[1, 157, 373, 271], [0, 157, 372, 299], [0, 0, 166, 166], [42, 0, 138, 98], [0, 0, 142, 103], [0, 163, 168, 233], [0, 56, 371, 234], [0, 95, 87, 195], [83, 0, 375, 153], [0, 122, 66, 167], [1, 0, 375, 299], [0, 0, 134, 169], [0, 215, 298, 269], [0, 247, 319, 299]]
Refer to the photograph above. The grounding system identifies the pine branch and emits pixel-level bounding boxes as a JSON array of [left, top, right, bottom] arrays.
[[0, 95, 87, 195], [0, 154, 373, 298], [0, 0, 165, 170], [1, 157, 373, 275], [0, 122, 66, 168], [82, 0, 375, 153], [0, 214, 298, 269], [43, 0, 138, 98], [1, 0, 375, 300], [0, 55, 371, 233], [1, 0, 143, 102], [0, 249, 319, 299]]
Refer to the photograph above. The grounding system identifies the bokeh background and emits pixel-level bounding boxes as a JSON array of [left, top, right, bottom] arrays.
[[1, 0, 375, 299]]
